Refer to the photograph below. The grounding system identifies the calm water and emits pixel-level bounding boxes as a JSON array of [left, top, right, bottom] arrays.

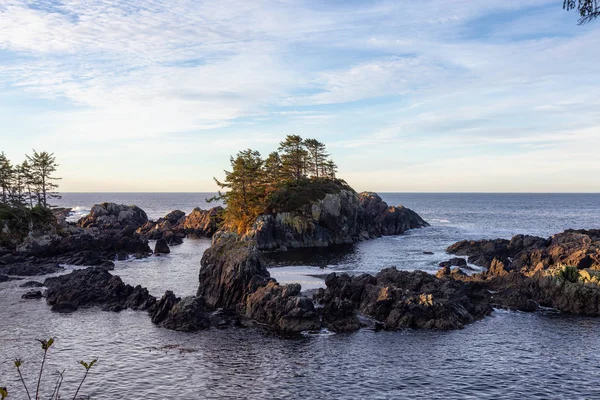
[[1, 193, 600, 399]]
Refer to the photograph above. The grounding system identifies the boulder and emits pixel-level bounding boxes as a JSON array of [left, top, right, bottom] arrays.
[[154, 239, 170, 255], [20, 280, 44, 288], [44, 268, 156, 312], [439, 257, 468, 268], [136, 210, 187, 242]]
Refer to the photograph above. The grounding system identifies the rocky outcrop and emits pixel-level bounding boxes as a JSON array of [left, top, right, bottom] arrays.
[[197, 235, 320, 333], [358, 192, 429, 237], [78, 203, 148, 231], [246, 186, 428, 251], [315, 267, 492, 332], [44, 267, 156, 313], [447, 230, 600, 272], [183, 207, 224, 237], [136, 210, 186, 244]]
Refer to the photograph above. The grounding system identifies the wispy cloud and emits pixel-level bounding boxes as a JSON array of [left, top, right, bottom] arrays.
[[0, 0, 598, 191]]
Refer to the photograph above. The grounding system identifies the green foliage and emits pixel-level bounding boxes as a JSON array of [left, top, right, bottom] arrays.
[[3, 338, 97, 400], [212, 136, 340, 233], [267, 177, 349, 213], [564, 0, 600, 24], [0, 204, 57, 247]]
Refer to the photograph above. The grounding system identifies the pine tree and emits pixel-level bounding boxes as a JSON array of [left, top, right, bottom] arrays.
[[304, 138, 329, 178], [26, 150, 61, 208], [323, 160, 338, 179], [8, 163, 27, 207], [278, 135, 308, 183], [0, 152, 13, 205], [213, 149, 265, 233], [263, 151, 282, 186]]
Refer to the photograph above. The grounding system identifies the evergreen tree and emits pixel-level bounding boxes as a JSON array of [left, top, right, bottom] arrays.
[[213, 149, 265, 233], [263, 151, 282, 186], [278, 135, 308, 183], [26, 150, 61, 208], [8, 163, 27, 207], [304, 138, 329, 178], [0, 152, 12, 204], [323, 160, 338, 179]]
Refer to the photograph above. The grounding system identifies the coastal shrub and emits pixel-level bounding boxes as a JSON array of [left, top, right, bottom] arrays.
[[548, 264, 580, 283], [1, 337, 97, 400]]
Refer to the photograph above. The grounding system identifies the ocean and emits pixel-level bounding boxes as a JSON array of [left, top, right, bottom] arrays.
[[1, 193, 599, 399]]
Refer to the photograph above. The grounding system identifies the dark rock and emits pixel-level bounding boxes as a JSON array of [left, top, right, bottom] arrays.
[[151, 291, 180, 325], [447, 230, 600, 273], [0, 274, 9, 282], [316, 268, 492, 332], [78, 203, 148, 231], [198, 235, 321, 333], [154, 239, 171, 254], [0, 263, 64, 276], [423, 251, 434, 255], [21, 290, 43, 299], [51, 302, 78, 313], [20, 281, 44, 288], [44, 267, 156, 312], [162, 296, 211, 332], [439, 257, 467, 268]]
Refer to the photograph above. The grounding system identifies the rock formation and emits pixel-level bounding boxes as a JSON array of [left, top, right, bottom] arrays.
[[315, 268, 492, 332], [246, 185, 428, 251]]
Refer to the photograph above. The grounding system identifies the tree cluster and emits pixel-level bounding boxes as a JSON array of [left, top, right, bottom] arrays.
[[0, 150, 61, 209], [211, 135, 340, 233]]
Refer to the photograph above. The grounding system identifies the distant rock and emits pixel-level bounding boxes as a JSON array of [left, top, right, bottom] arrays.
[[245, 184, 429, 251], [78, 203, 148, 231], [447, 230, 600, 272], [136, 210, 186, 243]]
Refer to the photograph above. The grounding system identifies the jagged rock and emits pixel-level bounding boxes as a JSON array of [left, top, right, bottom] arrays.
[[447, 230, 600, 272], [154, 239, 170, 254], [151, 291, 180, 325], [0, 274, 9, 282], [381, 205, 429, 235], [198, 235, 321, 333], [21, 290, 43, 299], [316, 268, 492, 332], [44, 268, 156, 312], [51, 303, 78, 313]]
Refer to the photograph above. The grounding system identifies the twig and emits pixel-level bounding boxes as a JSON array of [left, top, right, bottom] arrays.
[[14, 359, 32, 400]]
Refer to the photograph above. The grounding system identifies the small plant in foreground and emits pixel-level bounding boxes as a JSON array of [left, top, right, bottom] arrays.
[[2, 337, 97, 399]]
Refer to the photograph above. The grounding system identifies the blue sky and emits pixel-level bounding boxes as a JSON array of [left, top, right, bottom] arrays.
[[0, 0, 598, 192]]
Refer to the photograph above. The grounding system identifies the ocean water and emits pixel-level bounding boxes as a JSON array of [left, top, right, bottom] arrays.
[[1, 193, 599, 399]]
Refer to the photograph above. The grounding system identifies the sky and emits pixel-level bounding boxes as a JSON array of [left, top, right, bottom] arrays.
[[0, 0, 599, 193]]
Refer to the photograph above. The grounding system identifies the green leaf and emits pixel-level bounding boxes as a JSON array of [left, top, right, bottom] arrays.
[[79, 358, 98, 371], [14, 358, 22, 368], [0, 386, 8, 399], [37, 337, 55, 351]]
